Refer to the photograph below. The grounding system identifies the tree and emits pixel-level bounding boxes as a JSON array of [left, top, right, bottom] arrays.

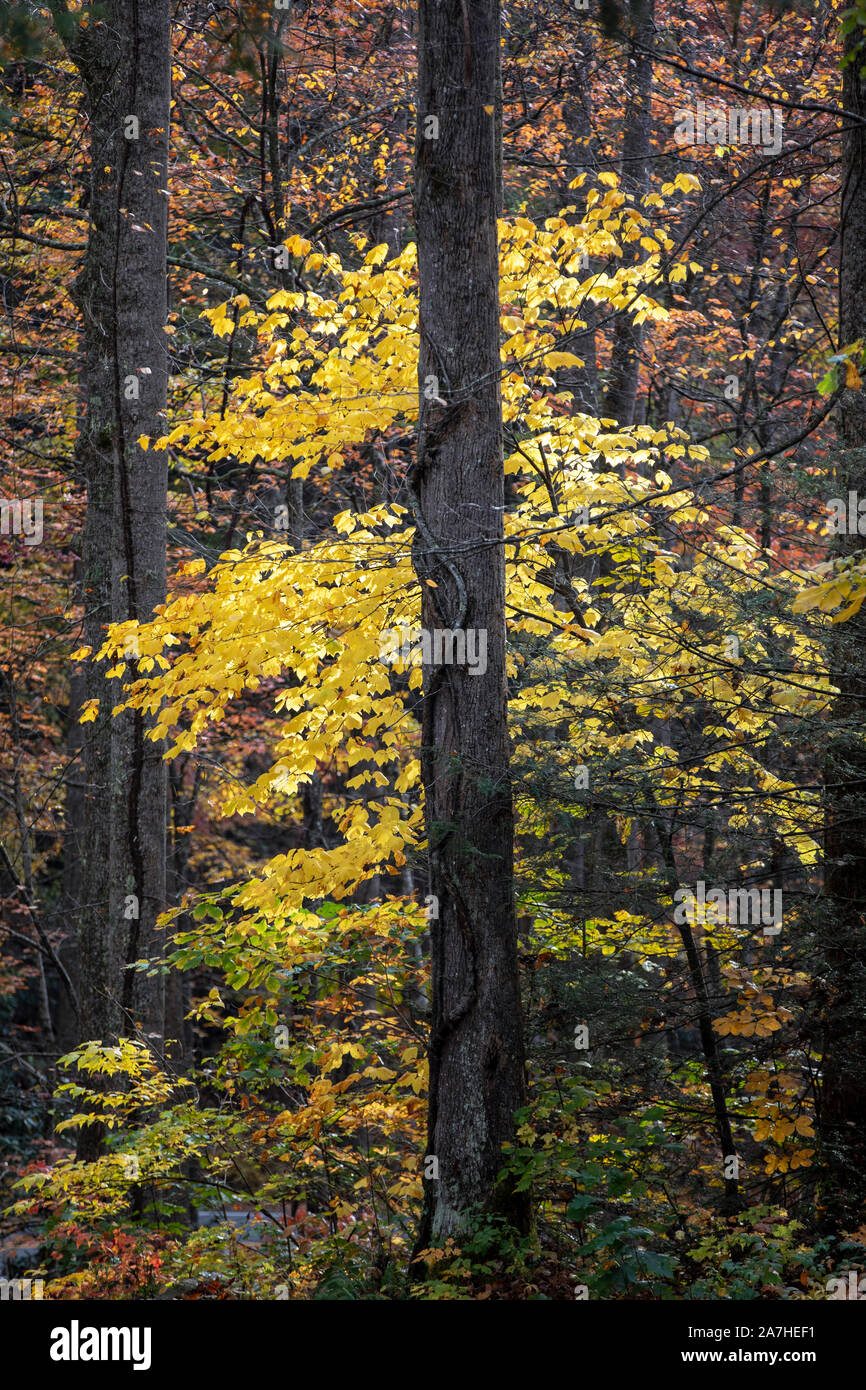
[[6, 0, 866, 1304], [49, 0, 171, 1148], [603, 0, 655, 428], [411, 0, 531, 1249], [818, 13, 866, 1220]]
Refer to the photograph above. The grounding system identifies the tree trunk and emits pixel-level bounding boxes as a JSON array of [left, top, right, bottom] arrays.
[[819, 18, 866, 1220], [652, 811, 739, 1210], [603, 0, 654, 428], [411, 0, 530, 1251], [53, 1, 171, 1150], [557, 30, 599, 416]]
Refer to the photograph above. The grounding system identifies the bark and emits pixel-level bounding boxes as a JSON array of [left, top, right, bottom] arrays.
[[411, 0, 530, 1250], [819, 19, 866, 1219], [53, 1, 171, 1149]]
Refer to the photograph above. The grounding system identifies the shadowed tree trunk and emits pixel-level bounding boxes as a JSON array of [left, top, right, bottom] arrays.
[[819, 17, 866, 1221], [603, 0, 654, 428], [50, 0, 171, 1154], [411, 0, 531, 1252], [557, 27, 599, 416]]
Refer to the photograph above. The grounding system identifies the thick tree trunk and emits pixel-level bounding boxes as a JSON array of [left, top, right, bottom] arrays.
[[54, 2, 171, 1148], [819, 20, 866, 1219], [411, 0, 530, 1250]]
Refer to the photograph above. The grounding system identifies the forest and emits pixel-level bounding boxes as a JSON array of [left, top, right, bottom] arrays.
[[2, 0, 866, 1325]]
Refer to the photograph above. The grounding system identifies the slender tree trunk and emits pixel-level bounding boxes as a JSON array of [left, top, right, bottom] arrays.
[[557, 30, 599, 416], [653, 818, 739, 1210], [55, 637, 85, 1053], [603, 0, 654, 428], [819, 18, 866, 1219], [411, 0, 530, 1252], [53, 2, 171, 1154], [165, 761, 200, 1068]]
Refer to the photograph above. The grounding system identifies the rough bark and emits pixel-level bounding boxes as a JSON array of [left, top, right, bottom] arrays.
[[411, 0, 530, 1250], [819, 19, 866, 1219], [53, 2, 171, 1147]]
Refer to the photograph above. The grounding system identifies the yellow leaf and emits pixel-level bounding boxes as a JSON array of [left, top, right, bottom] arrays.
[[543, 351, 583, 369]]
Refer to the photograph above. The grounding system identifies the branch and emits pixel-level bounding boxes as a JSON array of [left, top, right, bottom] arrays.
[[635, 41, 865, 127], [0, 839, 79, 1014], [167, 256, 261, 297], [306, 189, 410, 237]]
